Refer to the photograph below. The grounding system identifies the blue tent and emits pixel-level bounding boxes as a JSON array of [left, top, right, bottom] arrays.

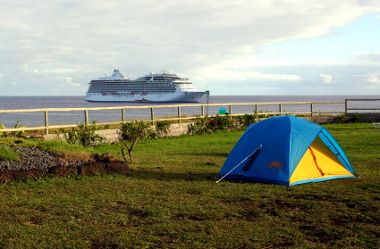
[[218, 116, 355, 186]]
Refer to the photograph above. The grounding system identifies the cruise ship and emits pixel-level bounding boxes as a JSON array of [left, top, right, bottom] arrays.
[[85, 69, 209, 102]]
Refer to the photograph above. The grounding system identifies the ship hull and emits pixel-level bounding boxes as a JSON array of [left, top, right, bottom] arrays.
[[85, 91, 209, 103]]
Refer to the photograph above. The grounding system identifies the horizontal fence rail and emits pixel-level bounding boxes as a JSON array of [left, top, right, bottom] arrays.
[[0, 99, 376, 134], [345, 98, 380, 113]]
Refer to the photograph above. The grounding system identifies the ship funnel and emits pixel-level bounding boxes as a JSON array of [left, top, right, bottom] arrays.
[[112, 69, 124, 79]]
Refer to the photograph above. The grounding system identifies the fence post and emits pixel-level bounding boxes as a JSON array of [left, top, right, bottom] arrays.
[[201, 105, 205, 117], [228, 105, 232, 115], [279, 104, 283, 115], [44, 110, 49, 134], [84, 109, 89, 125], [254, 104, 258, 115], [310, 103, 313, 117], [345, 99, 348, 115], [150, 108, 155, 125], [178, 106, 182, 133], [121, 108, 125, 122]]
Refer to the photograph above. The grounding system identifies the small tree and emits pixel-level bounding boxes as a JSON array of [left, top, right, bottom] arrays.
[[119, 121, 153, 163]]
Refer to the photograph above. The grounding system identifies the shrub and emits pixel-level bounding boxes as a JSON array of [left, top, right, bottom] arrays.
[[235, 114, 257, 129], [119, 121, 154, 163], [64, 121, 104, 147], [335, 113, 360, 124], [257, 113, 275, 119], [187, 116, 213, 135], [208, 115, 235, 131], [65, 128, 79, 144], [188, 114, 257, 135], [155, 120, 171, 138]]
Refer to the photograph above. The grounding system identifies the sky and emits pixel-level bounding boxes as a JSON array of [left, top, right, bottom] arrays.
[[0, 0, 380, 96]]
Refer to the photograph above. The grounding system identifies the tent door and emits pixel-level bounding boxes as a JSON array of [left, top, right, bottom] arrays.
[[308, 147, 325, 176]]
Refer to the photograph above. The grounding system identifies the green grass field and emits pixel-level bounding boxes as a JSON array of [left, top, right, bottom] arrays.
[[0, 123, 379, 248]]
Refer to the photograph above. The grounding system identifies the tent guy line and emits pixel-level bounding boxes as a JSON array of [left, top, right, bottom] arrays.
[[216, 144, 263, 183]]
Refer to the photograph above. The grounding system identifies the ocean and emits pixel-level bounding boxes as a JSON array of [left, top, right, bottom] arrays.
[[0, 95, 379, 128]]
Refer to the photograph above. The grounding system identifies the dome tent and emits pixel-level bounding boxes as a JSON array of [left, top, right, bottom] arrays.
[[218, 116, 355, 186]]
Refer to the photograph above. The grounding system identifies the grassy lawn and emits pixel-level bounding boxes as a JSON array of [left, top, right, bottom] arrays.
[[0, 123, 379, 248]]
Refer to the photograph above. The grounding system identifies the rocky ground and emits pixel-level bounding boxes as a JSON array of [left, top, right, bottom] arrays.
[[0, 145, 130, 183], [0, 145, 64, 172]]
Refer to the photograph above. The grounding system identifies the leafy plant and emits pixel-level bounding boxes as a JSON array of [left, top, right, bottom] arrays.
[[0, 123, 4, 137], [235, 114, 257, 129], [13, 120, 26, 137], [208, 115, 235, 131], [187, 116, 213, 135], [119, 121, 154, 163], [154, 120, 171, 138], [335, 113, 360, 124], [0, 120, 26, 138], [188, 114, 256, 135], [64, 121, 104, 147]]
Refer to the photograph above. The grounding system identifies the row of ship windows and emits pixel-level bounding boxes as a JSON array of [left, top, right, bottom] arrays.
[[91, 83, 174, 87], [91, 80, 175, 84], [89, 85, 176, 89], [89, 88, 176, 92], [88, 91, 176, 94], [90, 82, 190, 85], [90, 85, 175, 88]]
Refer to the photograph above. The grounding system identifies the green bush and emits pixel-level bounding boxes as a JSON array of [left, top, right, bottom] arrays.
[[187, 116, 213, 135], [154, 120, 171, 138], [119, 121, 154, 162], [208, 115, 236, 131], [64, 121, 104, 147], [235, 114, 257, 129], [188, 114, 257, 135], [335, 113, 360, 123]]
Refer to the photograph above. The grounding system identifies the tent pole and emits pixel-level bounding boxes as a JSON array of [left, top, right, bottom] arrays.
[[216, 144, 263, 183]]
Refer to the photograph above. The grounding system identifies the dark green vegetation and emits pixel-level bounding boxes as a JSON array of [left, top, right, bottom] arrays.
[[119, 120, 155, 163], [64, 122, 104, 147], [0, 123, 379, 248], [0, 144, 19, 161], [188, 114, 257, 135]]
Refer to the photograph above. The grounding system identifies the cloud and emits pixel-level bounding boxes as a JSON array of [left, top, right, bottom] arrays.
[[354, 51, 380, 62], [66, 77, 82, 88], [0, 1, 380, 95], [320, 74, 333, 84], [195, 66, 302, 81], [367, 73, 380, 85]]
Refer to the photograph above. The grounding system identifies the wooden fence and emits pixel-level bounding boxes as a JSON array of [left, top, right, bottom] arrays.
[[345, 98, 380, 114], [0, 101, 351, 134]]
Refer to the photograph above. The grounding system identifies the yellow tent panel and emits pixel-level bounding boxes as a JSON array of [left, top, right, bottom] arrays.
[[290, 137, 353, 184]]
